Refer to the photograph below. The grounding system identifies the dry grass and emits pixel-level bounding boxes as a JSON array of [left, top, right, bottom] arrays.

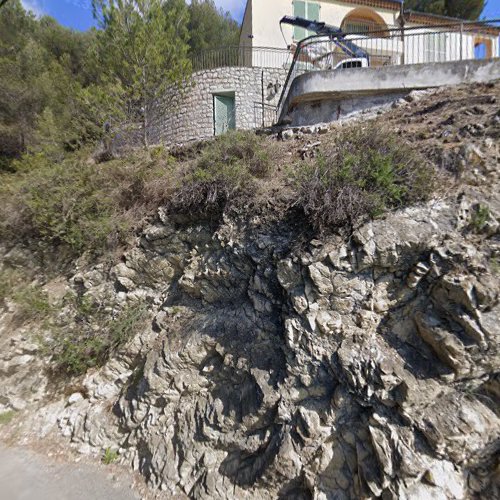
[[293, 123, 435, 232], [167, 130, 280, 218], [0, 125, 437, 260]]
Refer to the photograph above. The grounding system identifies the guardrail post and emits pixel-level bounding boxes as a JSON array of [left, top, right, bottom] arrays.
[[261, 70, 265, 128], [400, 25, 405, 65], [460, 22, 463, 60]]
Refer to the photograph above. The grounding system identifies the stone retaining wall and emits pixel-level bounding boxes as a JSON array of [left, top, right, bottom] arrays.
[[148, 67, 288, 146]]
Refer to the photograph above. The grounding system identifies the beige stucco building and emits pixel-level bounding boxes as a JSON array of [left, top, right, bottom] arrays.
[[239, 0, 500, 66], [146, 1, 499, 147]]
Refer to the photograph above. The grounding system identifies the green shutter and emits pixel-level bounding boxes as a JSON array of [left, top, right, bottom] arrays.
[[293, 0, 306, 41], [293, 1, 321, 41], [306, 2, 320, 37], [308, 2, 320, 22]]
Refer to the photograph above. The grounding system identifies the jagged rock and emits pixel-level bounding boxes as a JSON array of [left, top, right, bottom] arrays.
[[414, 311, 471, 376], [280, 129, 294, 141], [1, 127, 500, 499]]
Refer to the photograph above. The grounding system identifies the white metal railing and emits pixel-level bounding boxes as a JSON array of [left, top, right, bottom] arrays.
[[277, 19, 500, 120]]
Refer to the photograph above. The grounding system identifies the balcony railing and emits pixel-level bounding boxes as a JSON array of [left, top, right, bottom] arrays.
[[277, 18, 500, 120], [191, 46, 293, 72]]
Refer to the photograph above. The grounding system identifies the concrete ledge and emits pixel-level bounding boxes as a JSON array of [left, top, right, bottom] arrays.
[[279, 58, 500, 123]]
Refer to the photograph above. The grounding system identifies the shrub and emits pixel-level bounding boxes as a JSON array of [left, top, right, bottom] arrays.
[[13, 285, 53, 320], [0, 267, 52, 320], [470, 204, 490, 233], [0, 410, 16, 425], [294, 124, 434, 232], [491, 257, 500, 274], [168, 130, 272, 217], [49, 301, 148, 376], [0, 150, 170, 256], [0, 132, 276, 258], [0, 267, 20, 305]]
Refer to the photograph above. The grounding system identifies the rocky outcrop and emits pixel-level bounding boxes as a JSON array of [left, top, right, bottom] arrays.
[[2, 179, 497, 498], [1, 85, 499, 499]]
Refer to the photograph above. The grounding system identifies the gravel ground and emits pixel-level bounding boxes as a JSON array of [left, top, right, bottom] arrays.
[[0, 445, 141, 500]]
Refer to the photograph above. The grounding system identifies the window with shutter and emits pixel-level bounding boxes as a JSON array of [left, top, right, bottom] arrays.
[[293, 1, 306, 41], [293, 1, 320, 41], [308, 2, 320, 23]]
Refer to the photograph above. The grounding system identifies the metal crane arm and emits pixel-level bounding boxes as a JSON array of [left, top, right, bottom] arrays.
[[280, 15, 369, 60]]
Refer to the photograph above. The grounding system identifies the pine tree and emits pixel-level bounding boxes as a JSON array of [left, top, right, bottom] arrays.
[[187, 0, 240, 54], [404, 0, 485, 20], [92, 0, 191, 148], [444, 0, 485, 20], [0, 1, 46, 159], [405, 0, 445, 16]]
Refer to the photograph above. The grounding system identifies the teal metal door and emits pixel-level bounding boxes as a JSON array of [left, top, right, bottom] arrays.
[[213, 94, 235, 135]]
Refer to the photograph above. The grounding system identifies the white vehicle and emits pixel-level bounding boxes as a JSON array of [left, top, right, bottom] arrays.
[[280, 15, 371, 70], [333, 57, 369, 70]]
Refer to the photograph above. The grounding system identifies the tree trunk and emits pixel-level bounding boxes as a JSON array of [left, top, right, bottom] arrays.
[[142, 106, 149, 150]]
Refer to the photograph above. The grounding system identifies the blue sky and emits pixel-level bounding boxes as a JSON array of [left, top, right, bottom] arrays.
[[20, 1, 247, 31], [20, 0, 500, 31]]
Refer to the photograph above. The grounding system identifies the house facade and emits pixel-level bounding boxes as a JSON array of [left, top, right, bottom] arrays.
[[240, 0, 500, 66], [143, 1, 498, 148]]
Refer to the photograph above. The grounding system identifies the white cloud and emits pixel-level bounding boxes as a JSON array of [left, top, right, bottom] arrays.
[[65, 0, 92, 11], [21, 0, 46, 17]]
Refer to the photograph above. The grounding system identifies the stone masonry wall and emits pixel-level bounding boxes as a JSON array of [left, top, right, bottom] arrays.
[[148, 67, 289, 146]]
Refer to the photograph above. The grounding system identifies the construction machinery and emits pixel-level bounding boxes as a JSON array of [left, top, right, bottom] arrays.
[[280, 15, 370, 70]]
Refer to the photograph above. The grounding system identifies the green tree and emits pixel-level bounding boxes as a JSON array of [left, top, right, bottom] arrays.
[[444, 0, 485, 20], [187, 0, 240, 54], [36, 16, 95, 80], [0, 1, 105, 166], [405, 0, 485, 20], [92, 0, 191, 148], [405, 1, 445, 16], [0, 2, 68, 164]]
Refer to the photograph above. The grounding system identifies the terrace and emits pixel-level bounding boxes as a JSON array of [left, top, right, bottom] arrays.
[[189, 18, 499, 128]]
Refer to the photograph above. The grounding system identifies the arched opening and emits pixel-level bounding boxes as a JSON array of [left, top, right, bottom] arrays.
[[341, 7, 389, 36], [474, 37, 492, 59], [339, 8, 391, 67]]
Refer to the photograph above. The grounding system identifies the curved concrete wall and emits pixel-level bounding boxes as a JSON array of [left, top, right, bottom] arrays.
[[279, 58, 500, 124]]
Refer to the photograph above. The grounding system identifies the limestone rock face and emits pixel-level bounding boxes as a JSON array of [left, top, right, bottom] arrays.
[[1, 149, 500, 498]]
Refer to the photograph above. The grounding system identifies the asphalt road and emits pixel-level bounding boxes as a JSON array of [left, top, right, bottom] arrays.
[[0, 445, 141, 500]]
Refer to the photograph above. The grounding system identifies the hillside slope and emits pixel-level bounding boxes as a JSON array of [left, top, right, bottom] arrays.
[[0, 80, 499, 499]]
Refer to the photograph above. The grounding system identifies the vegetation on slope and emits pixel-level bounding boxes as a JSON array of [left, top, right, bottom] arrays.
[[0, 1, 446, 381], [0, 263, 148, 376], [295, 125, 434, 232], [0, 126, 434, 261], [0, 0, 239, 169], [47, 299, 148, 376]]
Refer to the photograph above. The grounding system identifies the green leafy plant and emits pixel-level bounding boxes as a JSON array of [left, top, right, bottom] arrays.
[[0, 267, 22, 305], [12, 285, 52, 320], [0, 410, 16, 425], [50, 301, 148, 376], [0, 150, 170, 257], [294, 124, 434, 232], [490, 257, 499, 274], [470, 204, 490, 233], [102, 447, 119, 465]]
